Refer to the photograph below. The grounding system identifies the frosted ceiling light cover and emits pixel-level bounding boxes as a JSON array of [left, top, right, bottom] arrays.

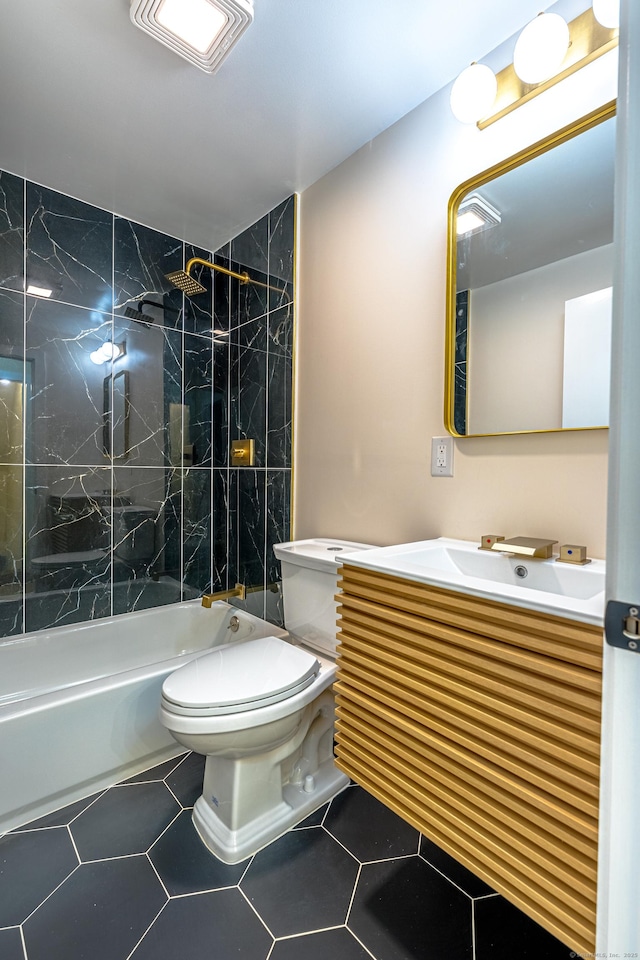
[[450, 63, 497, 124], [457, 210, 486, 235], [513, 13, 570, 85], [26, 284, 53, 298], [156, 0, 227, 53], [592, 0, 620, 29], [130, 0, 254, 73], [457, 195, 501, 236]]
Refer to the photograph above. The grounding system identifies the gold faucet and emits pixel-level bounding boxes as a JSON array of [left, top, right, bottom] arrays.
[[489, 536, 558, 559], [201, 583, 246, 608]]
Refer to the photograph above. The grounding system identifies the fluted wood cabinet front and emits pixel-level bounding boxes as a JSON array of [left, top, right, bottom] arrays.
[[334, 564, 603, 957]]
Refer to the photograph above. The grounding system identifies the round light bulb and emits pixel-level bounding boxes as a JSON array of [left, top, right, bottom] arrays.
[[90, 349, 105, 365], [450, 63, 497, 124], [99, 341, 122, 360], [513, 13, 570, 85], [592, 0, 619, 29]]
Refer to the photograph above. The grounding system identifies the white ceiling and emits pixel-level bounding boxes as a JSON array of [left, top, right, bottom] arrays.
[[1, 0, 552, 252]]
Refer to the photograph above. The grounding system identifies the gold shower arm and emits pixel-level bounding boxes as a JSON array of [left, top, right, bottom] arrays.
[[166, 257, 291, 303], [185, 257, 251, 284]]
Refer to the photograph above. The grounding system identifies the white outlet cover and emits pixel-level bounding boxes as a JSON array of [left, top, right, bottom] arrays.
[[431, 436, 454, 477]]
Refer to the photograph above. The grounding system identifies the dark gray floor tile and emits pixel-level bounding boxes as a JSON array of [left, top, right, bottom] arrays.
[[69, 783, 180, 860], [0, 926, 25, 959], [270, 927, 371, 960], [419, 836, 495, 898], [292, 803, 329, 829], [149, 810, 250, 895], [120, 754, 188, 785], [474, 895, 575, 959], [165, 752, 205, 806], [241, 828, 359, 937], [129, 889, 272, 960], [348, 857, 473, 960], [22, 857, 166, 960], [10, 791, 105, 831], [0, 828, 78, 926], [324, 786, 419, 862]]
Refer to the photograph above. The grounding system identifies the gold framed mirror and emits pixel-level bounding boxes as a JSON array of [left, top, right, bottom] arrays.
[[445, 100, 616, 437]]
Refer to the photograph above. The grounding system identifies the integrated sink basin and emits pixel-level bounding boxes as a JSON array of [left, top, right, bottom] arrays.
[[339, 537, 605, 625]]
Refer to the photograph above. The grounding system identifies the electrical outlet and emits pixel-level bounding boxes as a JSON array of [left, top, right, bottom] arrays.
[[431, 436, 454, 477]]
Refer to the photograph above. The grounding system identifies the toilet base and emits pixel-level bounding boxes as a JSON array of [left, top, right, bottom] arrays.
[[192, 757, 349, 864]]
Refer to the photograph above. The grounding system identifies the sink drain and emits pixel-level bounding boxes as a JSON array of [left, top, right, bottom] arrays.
[[514, 564, 528, 579]]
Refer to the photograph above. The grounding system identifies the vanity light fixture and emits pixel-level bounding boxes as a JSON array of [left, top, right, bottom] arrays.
[[450, 62, 497, 124], [513, 13, 570, 85], [90, 342, 126, 365], [456, 195, 501, 237], [592, 0, 620, 29], [451, 6, 618, 129], [130, 0, 254, 74]]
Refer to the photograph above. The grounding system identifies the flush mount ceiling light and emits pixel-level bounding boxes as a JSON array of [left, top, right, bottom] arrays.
[[513, 12, 570, 85], [450, 63, 497, 124], [456, 195, 501, 237], [592, 0, 620, 29], [130, 0, 253, 74]]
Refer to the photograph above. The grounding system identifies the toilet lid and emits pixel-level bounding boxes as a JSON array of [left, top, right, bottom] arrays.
[[161, 636, 320, 715]]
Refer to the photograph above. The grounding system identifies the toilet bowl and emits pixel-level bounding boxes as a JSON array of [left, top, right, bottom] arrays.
[[160, 537, 375, 864]]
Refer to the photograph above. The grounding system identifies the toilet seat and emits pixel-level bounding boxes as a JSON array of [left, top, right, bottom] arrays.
[[161, 636, 320, 717]]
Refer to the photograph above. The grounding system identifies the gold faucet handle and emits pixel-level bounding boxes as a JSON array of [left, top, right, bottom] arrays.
[[479, 535, 505, 551], [557, 544, 592, 565]]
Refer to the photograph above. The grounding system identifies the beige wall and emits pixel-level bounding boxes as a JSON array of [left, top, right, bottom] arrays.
[[294, 52, 617, 559]]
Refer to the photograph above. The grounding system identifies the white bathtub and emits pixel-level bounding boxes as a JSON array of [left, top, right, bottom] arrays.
[[0, 600, 287, 834]]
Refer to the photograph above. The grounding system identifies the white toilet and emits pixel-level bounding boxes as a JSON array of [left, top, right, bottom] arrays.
[[159, 537, 374, 864]]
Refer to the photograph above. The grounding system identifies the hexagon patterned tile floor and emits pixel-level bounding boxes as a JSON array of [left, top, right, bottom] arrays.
[[0, 753, 576, 959]]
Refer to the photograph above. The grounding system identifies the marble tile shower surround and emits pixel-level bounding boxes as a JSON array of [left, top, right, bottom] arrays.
[[0, 169, 294, 638]]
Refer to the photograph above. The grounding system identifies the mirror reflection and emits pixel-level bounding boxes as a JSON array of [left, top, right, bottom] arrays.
[[446, 102, 615, 437]]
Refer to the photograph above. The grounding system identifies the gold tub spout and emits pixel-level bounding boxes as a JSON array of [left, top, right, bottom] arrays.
[[201, 583, 246, 607], [490, 537, 558, 559]]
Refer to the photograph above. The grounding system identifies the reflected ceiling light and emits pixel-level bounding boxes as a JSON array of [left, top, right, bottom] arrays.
[[26, 284, 53, 298], [450, 63, 497, 125], [130, 0, 254, 74], [90, 342, 126, 365], [457, 195, 501, 237], [592, 0, 619, 29], [513, 13, 570, 84]]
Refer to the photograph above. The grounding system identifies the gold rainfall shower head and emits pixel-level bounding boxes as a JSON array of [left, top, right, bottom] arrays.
[[165, 257, 291, 303], [164, 269, 208, 297]]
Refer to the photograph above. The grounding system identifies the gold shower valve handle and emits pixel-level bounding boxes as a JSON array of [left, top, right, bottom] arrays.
[[231, 439, 255, 466]]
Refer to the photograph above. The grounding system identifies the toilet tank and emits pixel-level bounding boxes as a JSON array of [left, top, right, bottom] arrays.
[[273, 539, 376, 656]]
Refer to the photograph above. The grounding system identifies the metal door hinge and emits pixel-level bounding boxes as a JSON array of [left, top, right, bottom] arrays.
[[605, 600, 640, 651]]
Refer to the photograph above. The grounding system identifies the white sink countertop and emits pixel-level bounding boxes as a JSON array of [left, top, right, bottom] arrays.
[[338, 537, 606, 626]]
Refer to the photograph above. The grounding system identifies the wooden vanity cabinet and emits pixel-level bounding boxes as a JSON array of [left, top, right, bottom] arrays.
[[334, 564, 603, 957]]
